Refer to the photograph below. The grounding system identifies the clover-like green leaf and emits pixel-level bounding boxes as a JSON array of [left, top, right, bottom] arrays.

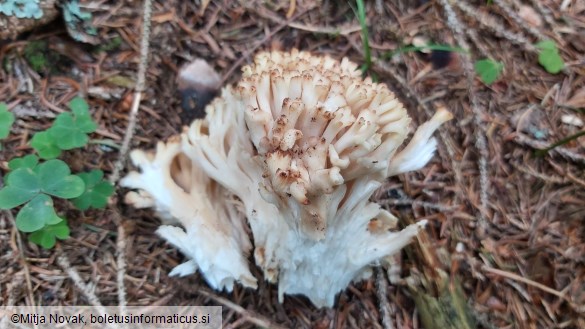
[[0, 186, 37, 210], [37, 159, 85, 198], [8, 154, 39, 170], [536, 40, 564, 74], [538, 50, 564, 74], [72, 170, 115, 210], [0, 102, 15, 139], [15, 194, 63, 232], [474, 59, 504, 85], [78, 168, 103, 186], [0, 167, 40, 209], [536, 40, 556, 51], [48, 113, 90, 149], [28, 219, 70, 249], [31, 131, 62, 159], [31, 97, 97, 152], [68, 97, 90, 117]]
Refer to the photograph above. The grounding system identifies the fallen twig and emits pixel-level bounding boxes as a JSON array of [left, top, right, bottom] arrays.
[[1, 172, 35, 309], [109, 0, 154, 184], [197, 287, 288, 329], [438, 0, 490, 232], [107, 0, 154, 312], [375, 267, 395, 329], [220, 8, 312, 86], [482, 265, 567, 300], [515, 132, 585, 164], [56, 250, 107, 315]]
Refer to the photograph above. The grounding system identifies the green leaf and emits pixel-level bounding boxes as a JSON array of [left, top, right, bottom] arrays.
[[474, 59, 504, 85], [38, 160, 85, 198], [72, 170, 114, 210], [536, 40, 564, 74], [0, 168, 40, 209], [0, 186, 37, 209], [68, 97, 89, 115], [354, 0, 371, 74], [46, 97, 97, 150], [31, 97, 97, 154], [536, 40, 557, 51], [68, 97, 97, 134], [78, 169, 103, 186], [6, 167, 40, 189], [0, 102, 15, 139], [15, 194, 63, 232], [28, 230, 56, 249], [49, 113, 88, 149], [31, 131, 62, 159], [538, 50, 564, 74], [384, 44, 468, 59], [28, 220, 70, 249], [8, 154, 39, 170]]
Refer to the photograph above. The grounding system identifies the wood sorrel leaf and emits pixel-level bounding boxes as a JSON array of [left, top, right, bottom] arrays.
[[15, 194, 62, 232], [38, 159, 85, 198]]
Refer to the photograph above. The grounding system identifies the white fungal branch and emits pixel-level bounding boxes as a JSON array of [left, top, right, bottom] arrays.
[[120, 139, 257, 291], [121, 50, 452, 308]]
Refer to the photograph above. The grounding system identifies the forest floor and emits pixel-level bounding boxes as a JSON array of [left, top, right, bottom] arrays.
[[1, 1, 584, 328]]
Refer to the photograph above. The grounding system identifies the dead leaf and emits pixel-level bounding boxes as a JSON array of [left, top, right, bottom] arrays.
[[152, 10, 176, 24], [199, 0, 211, 16], [286, 0, 296, 18], [563, 87, 585, 109], [561, 114, 584, 127], [106, 75, 136, 88], [518, 5, 542, 27]]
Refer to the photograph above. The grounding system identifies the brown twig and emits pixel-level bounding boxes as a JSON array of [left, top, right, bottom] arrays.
[[56, 250, 107, 314], [109, 0, 154, 184], [0, 172, 35, 308], [514, 132, 585, 164], [219, 8, 312, 86], [454, 1, 536, 53], [287, 22, 362, 36], [197, 287, 289, 329], [5, 212, 35, 308], [482, 265, 567, 300], [104, 0, 154, 315], [437, 0, 490, 232], [375, 267, 395, 329], [115, 214, 128, 312]]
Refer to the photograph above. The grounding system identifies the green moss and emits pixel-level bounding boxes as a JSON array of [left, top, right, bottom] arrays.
[[23, 40, 48, 72], [23, 40, 69, 74], [95, 36, 122, 53]]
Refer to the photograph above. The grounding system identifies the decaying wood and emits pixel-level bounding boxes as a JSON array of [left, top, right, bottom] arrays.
[[0, 0, 59, 40], [401, 210, 477, 329]]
